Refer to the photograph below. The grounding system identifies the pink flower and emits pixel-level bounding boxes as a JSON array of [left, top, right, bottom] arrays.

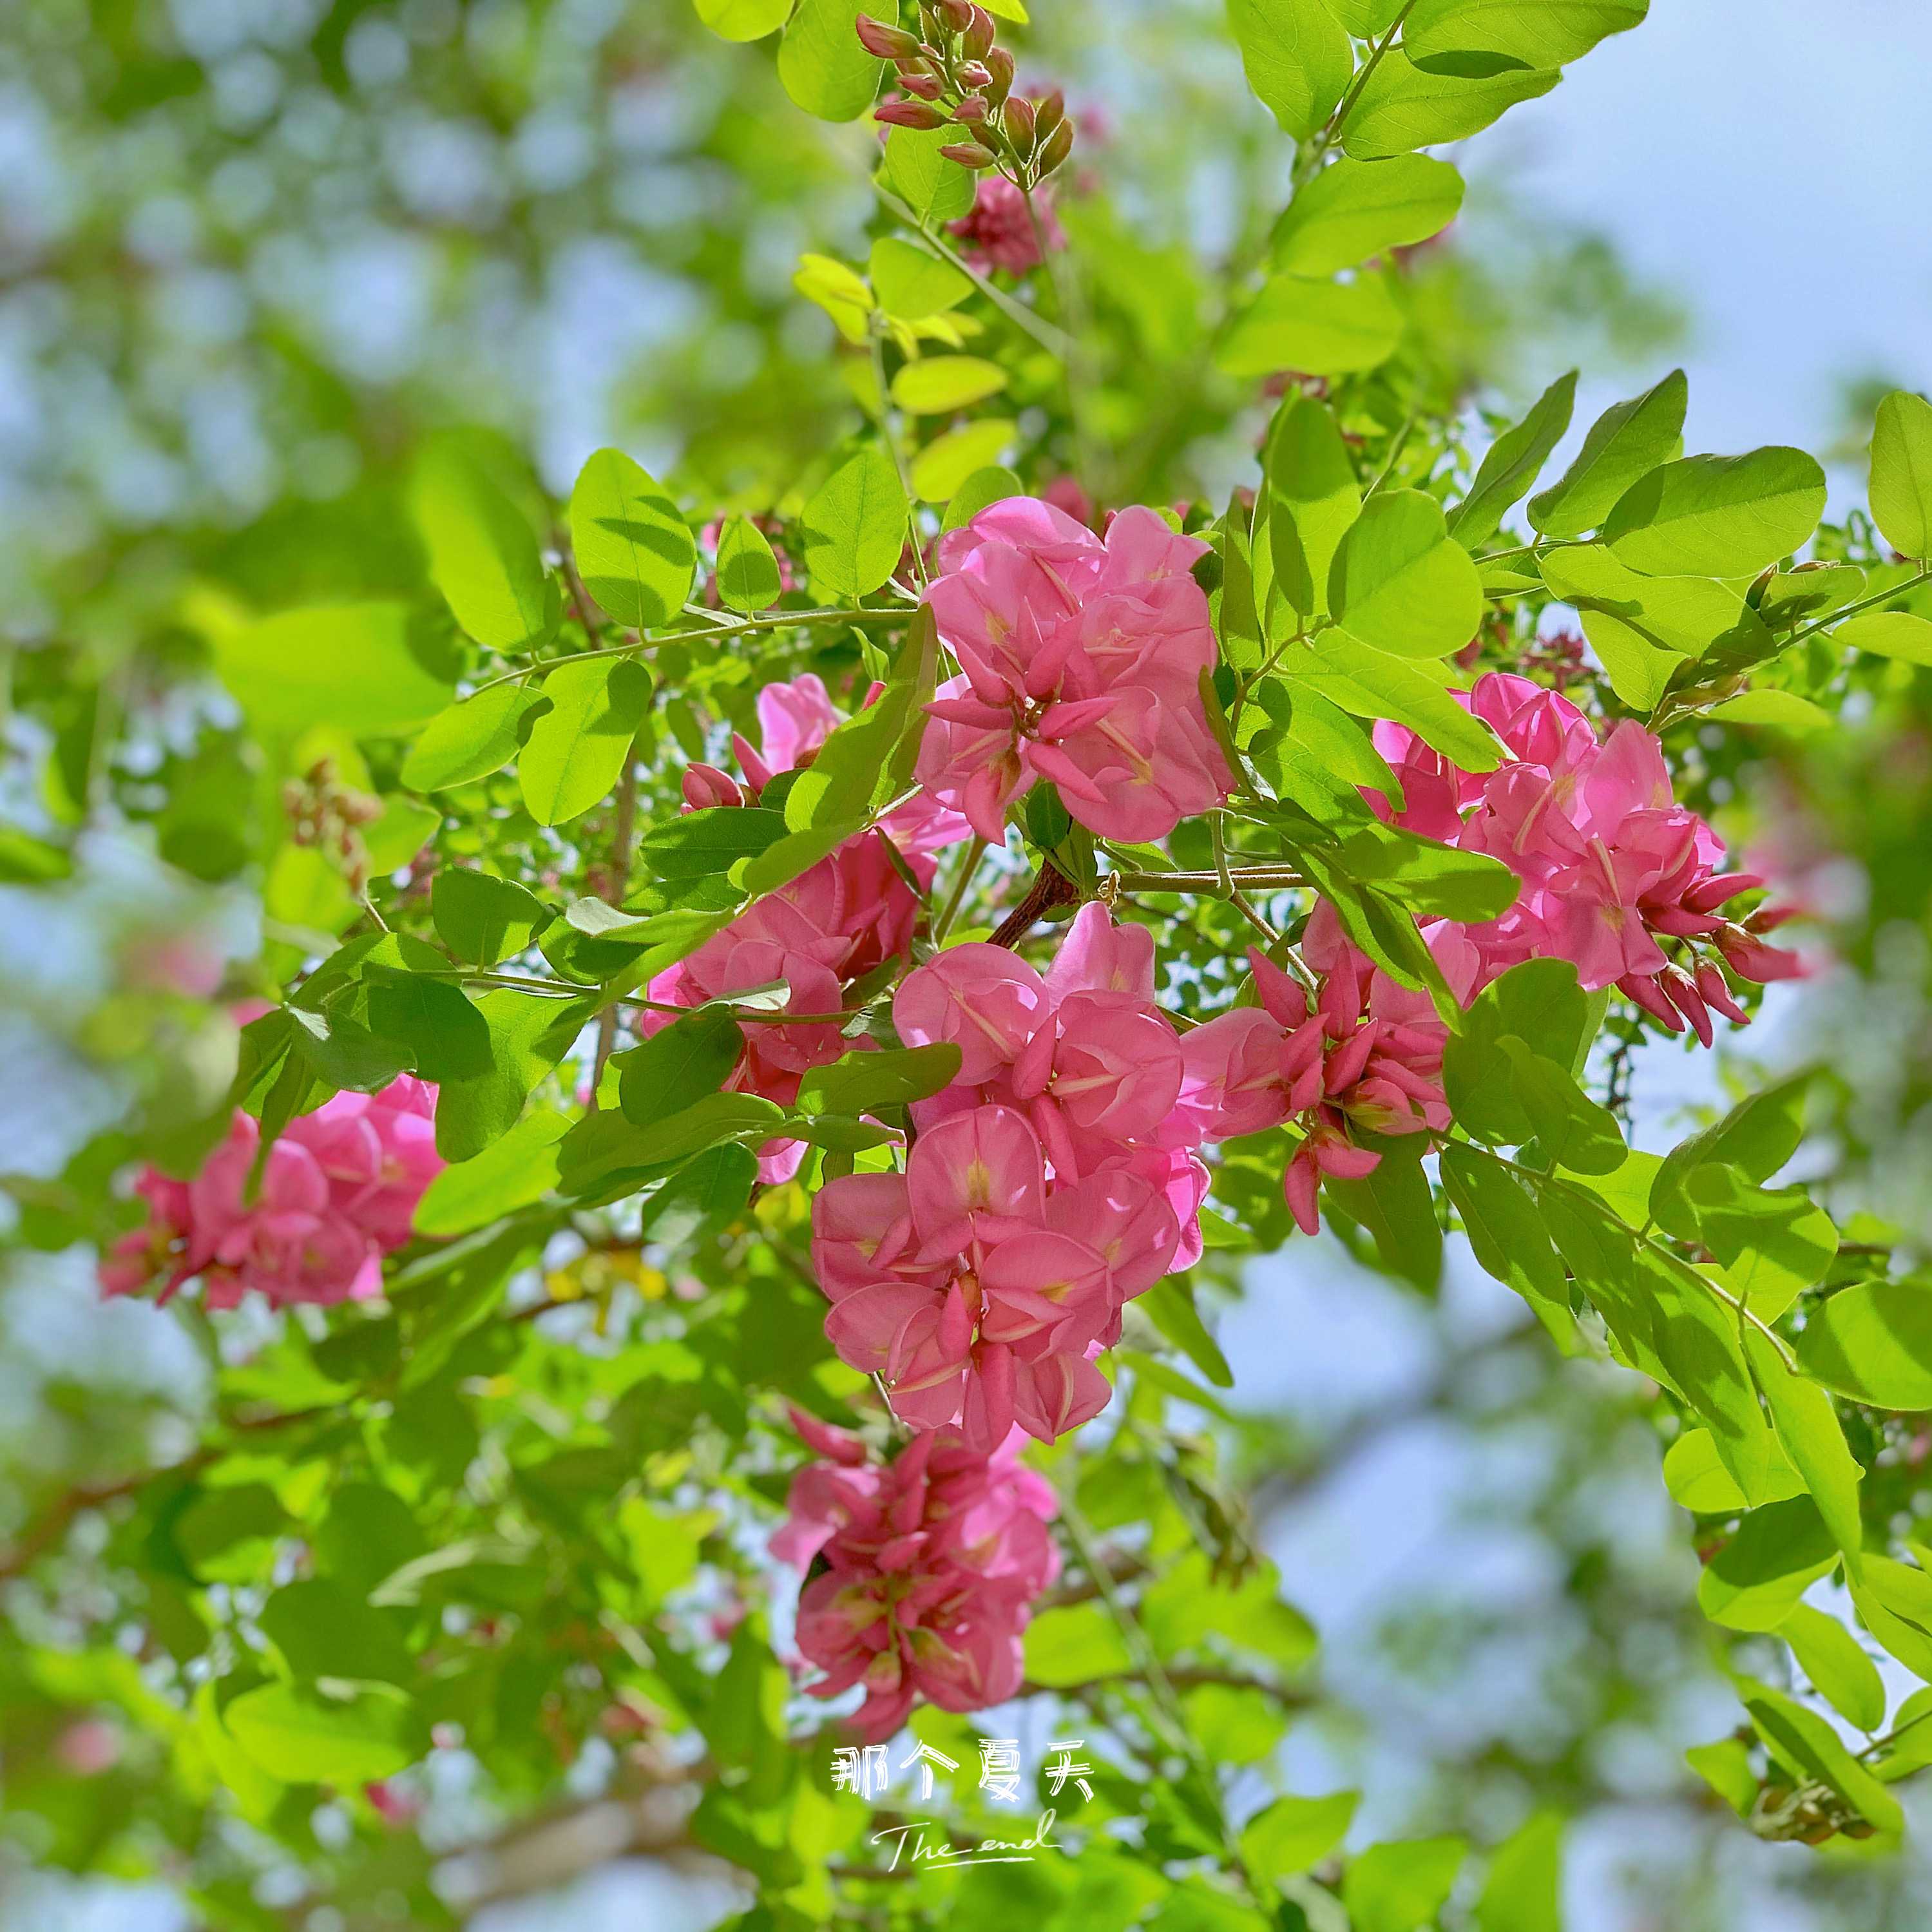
[[100, 1076, 444, 1310], [915, 501, 1232, 845], [776, 1417, 1058, 1741], [947, 177, 1062, 278]]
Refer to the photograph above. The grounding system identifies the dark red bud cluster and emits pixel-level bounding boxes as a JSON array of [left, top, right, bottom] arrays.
[[857, 4, 1071, 185]]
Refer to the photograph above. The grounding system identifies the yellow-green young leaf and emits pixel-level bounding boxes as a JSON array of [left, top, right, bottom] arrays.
[[1696, 1497, 1837, 1631], [1602, 447, 1827, 578], [1021, 1603, 1133, 1685], [1703, 689, 1832, 734], [412, 442, 557, 652], [568, 448, 696, 629], [911, 419, 1017, 501], [890, 354, 1008, 414], [1406, 0, 1648, 68], [1270, 154, 1466, 276], [944, 463, 1025, 531], [1239, 1791, 1359, 1879], [1779, 1603, 1886, 1733], [715, 517, 783, 613], [1217, 272, 1403, 379], [979, 0, 1027, 16], [1661, 1427, 1803, 1513], [224, 1683, 426, 1786], [869, 236, 971, 318], [1343, 1836, 1468, 1932], [401, 685, 551, 792], [1329, 489, 1485, 656], [1225, 0, 1352, 139], [1870, 390, 1932, 562], [1685, 1738, 1758, 1817], [777, 0, 892, 121], [693, 0, 790, 39], [1795, 1278, 1932, 1409], [1264, 392, 1361, 623], [877, 125, 976, 224], [413, 1108, 569, 1236], [1745, 1327, 1866, 1583], [1451, 371, 1577, 547], [1327, 0, 1405, 27], [800, 447, 908, 599], [1279, 632, 1503, 770], [1529, 368, 1687, 537], [517, 656, 653, 827], [1340, 52, 1559, 159], [1837, 608, 1932, 665], [794, 251, 874, 345], [1475, 1810, 1564, 1932], [214, 604, 457, 743], [1742, 1681, 1904, 1837]]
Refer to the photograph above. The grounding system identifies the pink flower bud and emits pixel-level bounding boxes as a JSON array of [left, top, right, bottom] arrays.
[[1003, 95, 1035, 152], [953, 94, 989, 122], [1033, 88, 1066, 140], [957, 59, 991, 88], [898, 67, 944, 98], [962, 5, 996, 57], [877, 99, 948, 130], [983, 45, 1015, 104], [939, 140, 998, 168], [1037, 116, 1075, 177], [932, 0, 975, 31], [855, 12, 919, 58]]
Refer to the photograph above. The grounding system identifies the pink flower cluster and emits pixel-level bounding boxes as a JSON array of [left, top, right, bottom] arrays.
[[812, 904, 1206, 1449], [948, 177, 1064, 278], [917, 498, 1234, 845], [655, 676, 967, 1181], [774, 1408, 1058, 1741], [1176, 904, 1450, 1236], [100, 1078, 442, 1310], [1372, 672, 1803, 1040]]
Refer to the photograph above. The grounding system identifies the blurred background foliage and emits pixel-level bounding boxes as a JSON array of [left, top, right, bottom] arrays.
[[5, 1, 1932, 1929]]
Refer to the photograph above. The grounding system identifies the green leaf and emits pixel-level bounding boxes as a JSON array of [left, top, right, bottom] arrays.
[[1269, 155, 1465, 276], [1475, 1810, 1564, 1932], [1217, 271, 1404, 379], [890, 354, 1009, 414], [944, 464, 1026, 531], [800, 447, 908, 600], [1440, 1145, 1574, 1341], [1279, 631, 1502, 770], [1341, 52, 1559, 159], [225, 1683, 426, 1786], [433, 990, 593, 1163], [431, 868, 549, 968], [870, 236, 972, 319], [1239, 1790, 1359, 1879], [560, 1093, 785, 1195], [911, 419, 1018, 502], [1796, 1279, 1932, 1410], [1602, 447, 1827, 577], [1696, 1497, 1836, 1632], [1529, 368, 1687, 538], [1451, 371, 1577, 547], [413, 1108, 570, 1236], [1870, 390, 1932, 562], [401, 684, 551, 792], [258, 1580, 414, 1688], [1779, 1603, 1886, 1734], [877, 124, 976, 224], [1140, 1277, 1234, 1388], [412, 441, 557, 653], [0, 824, 73, 883], [1835, 608, 1932, 665], [1325, 1139, 1441, 1290], [1745, 1326, 1866, 1583], [363, 969, 493, 1084], [1225, 0, 1352, 139], [1685, 1739, 1757, 1817], [693, 0, 790, 39], [287, 1006, 416, 1094], [784, 608, 937, 829], [640, 807, 789, 880], [777, 0, 891, 121], [1263, 392, 1361, 624], [715, 517, 783, 613], [1741, 1681, 1902, 1837], [798, 1044, 962, 1116], [640, 1143, 760, 1247], [1335, 819, 1520, 921], [213, 603, 457, 743], [616, 1009, 745, 1129], [517, 656, 653, 827], [1343, 1835, 1468, 1932], [1022, 1603, 1133, 1685], [1650, 1075, 1808, 1231], [1406, 0, 1648, 68], [1329, 489, 1485, 656], [1661, 1426, 1802, 1514], [568, 448, 697, 629]]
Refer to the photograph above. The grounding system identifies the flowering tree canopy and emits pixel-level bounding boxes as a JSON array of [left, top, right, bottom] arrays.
[[7, 0, 1932, 1927]]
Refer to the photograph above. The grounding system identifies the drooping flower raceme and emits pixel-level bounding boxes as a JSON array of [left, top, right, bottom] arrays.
[[916, 498, 1236, 845], [810, 904, 1198, 1448], [1372, 672, 1803, 1038], [773, 1409, 1059, 1743], [650, 675, 968, 1181], [99, 1077, 443, 1310]]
